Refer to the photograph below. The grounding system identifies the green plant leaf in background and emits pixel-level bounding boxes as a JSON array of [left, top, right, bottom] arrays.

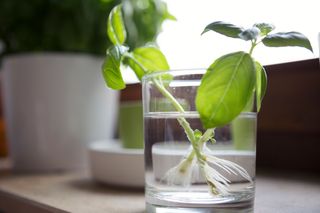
[[0, 0, 120, 56], [102, 2, 171, 89], [253, 23, 275, 36], [102, 45, 128, 90], [0, 0, 172, 57], [126, 46, 170, 79], [255, 61, 267, 112], [196, 51, 256, 128], [201, 21, 244, 38], [262, 32, 313, 52], [107, 5, 126, 45], [122, 0, 175, 49]]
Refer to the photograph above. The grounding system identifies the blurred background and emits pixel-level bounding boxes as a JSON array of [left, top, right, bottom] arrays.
[[0, 0, 173, 57], [0, 0, 319, 173], [0, 0, 174, 171]]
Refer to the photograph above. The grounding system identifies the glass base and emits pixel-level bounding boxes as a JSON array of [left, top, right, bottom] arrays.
[[146, 202, 254, 213], [146, 183, 254, 212]]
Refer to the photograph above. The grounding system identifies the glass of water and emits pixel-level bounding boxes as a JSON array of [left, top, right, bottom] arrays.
[[142, 69, 256, 213]]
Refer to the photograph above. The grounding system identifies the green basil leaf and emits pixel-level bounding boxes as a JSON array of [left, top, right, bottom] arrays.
[[262, 32, 313, 52], [242, 91, 255, 112], [126, 46, 170, 80], [102, 45, 128, 90], [255, 61, 267, 112], [253, 23, 275, 36], [196, 51, 256, 128], [125, 56, 145, 80], [201, 21, 244, 38], [239, 27, 260, 41], [107, 5, 126, 45]]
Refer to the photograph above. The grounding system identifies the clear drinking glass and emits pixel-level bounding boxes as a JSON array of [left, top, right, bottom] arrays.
[[142, 70, 256, 212]]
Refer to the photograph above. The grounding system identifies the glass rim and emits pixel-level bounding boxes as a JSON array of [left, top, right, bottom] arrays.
[[142, 68, 207, 81]]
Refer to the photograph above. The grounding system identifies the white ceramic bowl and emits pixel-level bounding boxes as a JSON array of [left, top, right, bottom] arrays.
[[88, 140, 144, 188], [89, 141, 255, 188]]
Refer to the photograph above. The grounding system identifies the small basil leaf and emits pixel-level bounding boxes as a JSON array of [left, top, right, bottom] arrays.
[[255, 61, 267, 112], [253, 23, 275, 36], [239, 27, 260, 41], [262, 32, 313, 52], [107, 5, 126, 45], [194, 129, 203, 141], [126, 46, 170, 80], [196, 52, 256, 128], [201, 21, 244, 38], [102, 45, 128, 90]]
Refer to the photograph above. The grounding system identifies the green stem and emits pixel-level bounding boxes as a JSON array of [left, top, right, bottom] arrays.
[[153, 78, 216, 164], [199, 128, 215, 146], [153, 78, 186, 113], [249, 41, 256, 55], [152, 79, 209, 161], [123, 53, 198, 148], [153, 79, 196, 144], [249, 39, 261, 56], [125, 54, 210, 166]]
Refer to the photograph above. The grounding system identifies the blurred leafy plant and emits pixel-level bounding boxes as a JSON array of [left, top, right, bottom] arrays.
[[122, 0, 175, 49], [0, 0, 172, 56]]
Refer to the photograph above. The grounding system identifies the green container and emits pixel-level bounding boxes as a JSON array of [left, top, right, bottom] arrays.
[[119, 101, 143, 149], [231, 113, 256, 150]]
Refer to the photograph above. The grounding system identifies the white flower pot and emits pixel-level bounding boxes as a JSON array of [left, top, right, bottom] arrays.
[[1, 53, 119, 172]]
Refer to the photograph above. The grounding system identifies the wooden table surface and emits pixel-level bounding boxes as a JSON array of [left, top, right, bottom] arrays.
[[0, 168, 319, 213]]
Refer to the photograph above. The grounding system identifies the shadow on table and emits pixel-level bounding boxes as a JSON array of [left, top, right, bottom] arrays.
[[67, 178, 144, 195], [256, 168, 320, 185]]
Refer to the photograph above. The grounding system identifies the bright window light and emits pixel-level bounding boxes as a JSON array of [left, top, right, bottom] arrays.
[[158, 0, 319, 68]]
